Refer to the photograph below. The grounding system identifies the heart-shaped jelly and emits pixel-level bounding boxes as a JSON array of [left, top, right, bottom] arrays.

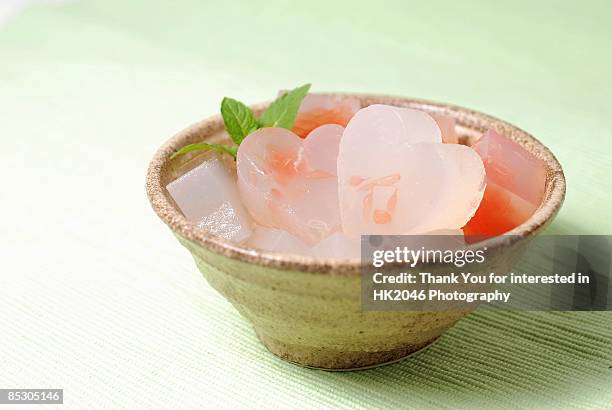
[[338, 105, 485, 237], [237, 125, 344, 244]]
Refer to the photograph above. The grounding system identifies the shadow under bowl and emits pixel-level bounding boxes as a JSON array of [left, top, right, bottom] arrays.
[[146, 94, 566, 370]]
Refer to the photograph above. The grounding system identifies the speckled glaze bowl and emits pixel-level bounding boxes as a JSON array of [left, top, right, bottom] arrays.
[[146, 94, 566, 370]]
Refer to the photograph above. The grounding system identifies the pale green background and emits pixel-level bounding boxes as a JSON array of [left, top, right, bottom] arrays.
[[0, 0, 611, 409]]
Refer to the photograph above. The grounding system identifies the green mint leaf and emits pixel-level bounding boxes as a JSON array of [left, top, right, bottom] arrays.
[[260, 83, 311, 129], [220, 97, 259, 145], [170, 143, 237, 159]]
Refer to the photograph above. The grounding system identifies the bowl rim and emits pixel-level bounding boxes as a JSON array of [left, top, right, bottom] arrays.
[[146, 93, 566, 275]]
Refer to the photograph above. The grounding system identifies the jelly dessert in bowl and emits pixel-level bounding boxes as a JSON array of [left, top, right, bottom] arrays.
[[146, 85, 565, 370]]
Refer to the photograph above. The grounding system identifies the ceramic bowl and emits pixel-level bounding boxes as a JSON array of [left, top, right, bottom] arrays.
[[146, 94, 566, 370]]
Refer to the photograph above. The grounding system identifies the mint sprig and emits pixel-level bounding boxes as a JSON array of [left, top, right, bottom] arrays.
[[221, 97, 259, 145], [170, 83, 311, 160], [170, 143, 238, 159], [260, 83, 311, 128]]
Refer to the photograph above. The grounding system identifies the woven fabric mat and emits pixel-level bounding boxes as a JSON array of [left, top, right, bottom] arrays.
[[1, 1, 611, 408]]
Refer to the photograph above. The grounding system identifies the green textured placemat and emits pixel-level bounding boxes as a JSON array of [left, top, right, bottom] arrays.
[[0, 0, 610, 408]]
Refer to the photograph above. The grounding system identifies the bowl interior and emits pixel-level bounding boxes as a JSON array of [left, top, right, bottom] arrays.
[[146, 94, 566, 274]]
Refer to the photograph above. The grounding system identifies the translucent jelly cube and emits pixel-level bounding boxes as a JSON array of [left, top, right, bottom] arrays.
[[247, 226, 310, 254], [473, 129, 546, 206], [309, 232, 361, 259], [166, 156, 253, 242], [463, 181, 538, 240], [464, 129, 547, 238]]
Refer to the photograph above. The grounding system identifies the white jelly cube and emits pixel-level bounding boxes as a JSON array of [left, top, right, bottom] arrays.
[[310, 233, 361, 259], [247, 226, 310, 255], [166, 156, 253, 242]]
